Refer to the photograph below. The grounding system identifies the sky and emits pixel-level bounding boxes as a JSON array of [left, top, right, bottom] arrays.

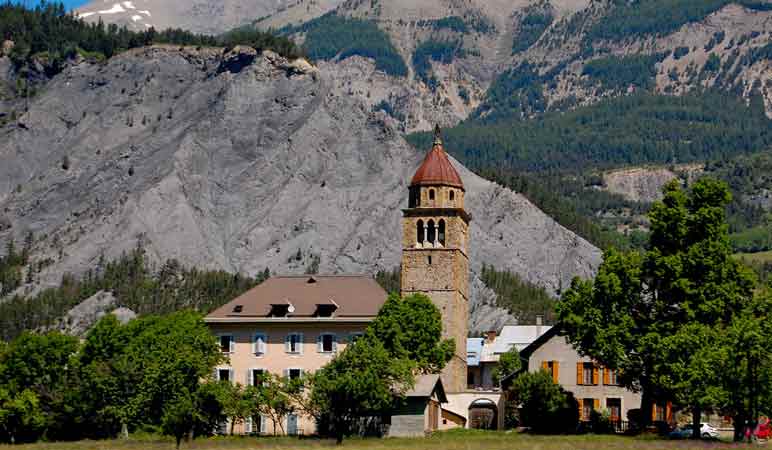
[[15, 0, 91, 11]]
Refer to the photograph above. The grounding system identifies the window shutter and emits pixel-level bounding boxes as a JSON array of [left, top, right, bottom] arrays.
[[258, 334, 266, 354], [245, 417, 252, 434], [298, 333, 304, 355], [576, 362, 583, 385], [592, 365, 599, 385], [229, 368, 234, 383], [577, 398, 583, 421], [553, 361, 559, 384], [285, 334, 291, 353], [317, 334, 323, 353], [541, 361, 548, 371], [603, 367, 610, 385], [332, 334, 338, 352], [593, 398, 600, 411], [651, 404, 657, 422], [229, 336, 235, 353], [247, 369, 253, 386], [260, 415, 267, 433], [251, 334, 256, 354], [666, 402, 672, 423], [283, 368, 289, 379]]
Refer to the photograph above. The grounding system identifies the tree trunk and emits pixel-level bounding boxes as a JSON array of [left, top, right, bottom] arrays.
[[639, 384, 653, 431], [733, 413, 746, 442], [230, 419, 235, 436], [175, 434, 182, 450], [691, 406, 701, 440]]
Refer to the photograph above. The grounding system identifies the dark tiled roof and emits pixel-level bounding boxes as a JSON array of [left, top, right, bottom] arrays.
[[410, 141, 464, 189], [205, 275, 387, 320]]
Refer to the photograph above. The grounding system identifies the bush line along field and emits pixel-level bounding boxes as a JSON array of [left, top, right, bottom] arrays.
[[0, 430, 751, 450]]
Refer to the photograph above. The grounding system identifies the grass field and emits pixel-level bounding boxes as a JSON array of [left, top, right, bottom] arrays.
[[1, 430, 750, 450]]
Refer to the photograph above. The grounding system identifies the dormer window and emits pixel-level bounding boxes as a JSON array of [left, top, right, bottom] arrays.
[[315, 304, 337, 317], [449, 190, 455, 201], [233, 305, 243, 313], [269, 303, 293, 317]]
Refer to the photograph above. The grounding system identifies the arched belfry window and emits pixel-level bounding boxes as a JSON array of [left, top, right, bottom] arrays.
[[409, 187, 419, 208], [417, 220, 424, 245], [429, 189, 435, 201], [449, 190, 455, 201], [438, 219, 446, 246], [427, 220, 436, 244]]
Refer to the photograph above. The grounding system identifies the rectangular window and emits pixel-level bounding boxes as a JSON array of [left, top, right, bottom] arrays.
[[253, 333, 266, 355], [288, 368, 302, 380], [606, 368, 618, 385], [219, 335, 233, 354], [286, 333, 302, 354], [655, 403, 666, 422], [582, 363, 594, 385], [582, 398, 594, 421], [606, 398, 621, 422], [319, 334, 335, 353], [250, 369, 265, 386], [217, 368, 231, 382]]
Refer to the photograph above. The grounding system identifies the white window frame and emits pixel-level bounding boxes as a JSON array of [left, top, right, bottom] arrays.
[[247, 367, 267, 387], [285, 332, 303, 354], [349, 332, 364, 344], [317, 332, 338, 354], [215, 367, 234, 383], [217, 333, 235, 354], [284, 367, 305, 391], [252, 332, 267, 356]]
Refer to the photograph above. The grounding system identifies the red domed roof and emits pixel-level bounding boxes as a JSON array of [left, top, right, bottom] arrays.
[[410, 128, 464, 190]]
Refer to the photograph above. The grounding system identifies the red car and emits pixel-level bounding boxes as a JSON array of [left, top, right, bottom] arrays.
[[755, 418, 770, 440]]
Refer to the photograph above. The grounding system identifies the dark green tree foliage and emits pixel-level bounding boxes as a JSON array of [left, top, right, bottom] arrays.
[[478, 170, 637, 251], [480, 263, 556, 323], [367, 293, 454, 373], [310, 335, 414, 443], [587, 0, 772, 42], [474, 62, 545, 120], [512, 9, 553, 54], [0, 246, 266, 341], [283, 13, 407, 77], [582, 53, 666, 91], [374, 267, 400, 295], [0, 239, 30, 296], [558, 178, 758, 433], [419, 16, 467, 33], [73, 312, 222, 440], [491, 345, 521, 385], [508, 370, 578, 432], [412, 39, 465, 91], [0, 2, 301, 76], [409, 90, 772, 173]]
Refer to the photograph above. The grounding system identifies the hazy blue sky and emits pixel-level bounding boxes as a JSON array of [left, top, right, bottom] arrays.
[[17, 0, 91, 10]]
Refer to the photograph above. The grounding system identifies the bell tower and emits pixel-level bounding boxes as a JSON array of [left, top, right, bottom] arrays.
[[400, 125, 470, 393]]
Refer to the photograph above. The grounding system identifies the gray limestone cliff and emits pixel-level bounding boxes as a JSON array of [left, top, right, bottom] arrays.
[[0, 46, 601, 332]]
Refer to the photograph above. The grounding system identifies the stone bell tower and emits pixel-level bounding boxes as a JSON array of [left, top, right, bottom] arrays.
[[400, 125, 470, 393]]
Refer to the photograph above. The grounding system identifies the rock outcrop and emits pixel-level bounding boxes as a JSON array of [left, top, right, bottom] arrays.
[[0, 46, 601, 331]]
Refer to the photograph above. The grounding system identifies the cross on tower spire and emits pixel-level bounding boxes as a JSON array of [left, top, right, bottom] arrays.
[[433, 124, 442, 146]]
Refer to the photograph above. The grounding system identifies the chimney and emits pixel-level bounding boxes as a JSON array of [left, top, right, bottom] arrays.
[[485, 330, 497, 343], [536, 315, 544, 335]]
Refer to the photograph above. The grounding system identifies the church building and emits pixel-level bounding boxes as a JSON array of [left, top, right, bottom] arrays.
[[205, 127, 504, 436]]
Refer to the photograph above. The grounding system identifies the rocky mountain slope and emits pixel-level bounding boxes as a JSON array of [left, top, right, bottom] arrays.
[[75, 0, 297, 34], [0, 46, 600, 332], [254, 0, 772, 132]]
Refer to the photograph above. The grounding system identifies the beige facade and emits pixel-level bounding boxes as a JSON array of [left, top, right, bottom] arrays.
[[525, 332, 641, 422], [208, 320, 370, 435]]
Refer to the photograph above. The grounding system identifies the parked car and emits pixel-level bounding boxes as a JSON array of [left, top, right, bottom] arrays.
[[668, 423, 720, 440]]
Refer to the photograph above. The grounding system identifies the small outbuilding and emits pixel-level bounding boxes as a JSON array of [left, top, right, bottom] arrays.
[[388, 374, 447, 437]]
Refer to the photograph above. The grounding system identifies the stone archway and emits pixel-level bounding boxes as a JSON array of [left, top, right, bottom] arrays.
[[468, 398, 498, 430]]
